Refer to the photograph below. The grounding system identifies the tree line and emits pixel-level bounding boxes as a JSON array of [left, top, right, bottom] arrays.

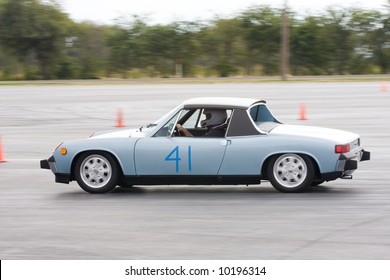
[[0, 0, 389, 80]]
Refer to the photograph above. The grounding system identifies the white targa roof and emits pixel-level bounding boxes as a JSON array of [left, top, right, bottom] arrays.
[[182, 97, 263, 109]]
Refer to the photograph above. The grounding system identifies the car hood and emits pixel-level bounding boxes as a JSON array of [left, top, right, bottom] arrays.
[[269, 124, 359, 143], [91, 128, 145, 139]]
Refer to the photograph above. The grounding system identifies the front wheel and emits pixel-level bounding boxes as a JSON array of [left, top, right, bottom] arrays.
[[74, 152, 119, 194], [267, 154, 314, 193]]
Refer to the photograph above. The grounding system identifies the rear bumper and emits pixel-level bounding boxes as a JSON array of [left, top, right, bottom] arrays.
[[342, 150, 370, 171], [40, 156, 70, 184], [322, 149, 370, 182]]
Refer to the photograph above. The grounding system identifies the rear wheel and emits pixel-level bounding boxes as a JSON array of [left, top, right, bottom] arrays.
[[267, 154, 314, 193], [74, 152, 119, 194]]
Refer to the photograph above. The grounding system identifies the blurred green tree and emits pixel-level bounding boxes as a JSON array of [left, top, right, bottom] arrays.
[[198, 18, 244, 77], [322, 9, 355, 75], [107, 17, 148, 78], [0, 0, 70, 79], [290, 16, 333, 75], [369, 9, 390, 73], [0, 2, 389, 79], [239, 6, 282, 75], [108, 17, 199, 78], [62, 22, 110, 79]]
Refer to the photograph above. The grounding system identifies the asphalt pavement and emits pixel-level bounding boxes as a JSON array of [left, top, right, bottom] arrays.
[[0, 81, 389, 259]]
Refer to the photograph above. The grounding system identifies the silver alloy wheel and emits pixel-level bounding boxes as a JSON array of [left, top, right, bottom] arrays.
[[80, 154, 112, 189], [273, 154, 308, 188]]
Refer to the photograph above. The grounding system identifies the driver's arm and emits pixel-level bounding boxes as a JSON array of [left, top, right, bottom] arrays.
[[176, 124, 193, 137]]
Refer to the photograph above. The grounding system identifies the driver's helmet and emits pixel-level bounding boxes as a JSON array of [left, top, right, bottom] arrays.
[[201, 109, 227, 128]]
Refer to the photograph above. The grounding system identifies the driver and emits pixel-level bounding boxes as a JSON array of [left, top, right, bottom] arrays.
[[176, 109, 227, 137]]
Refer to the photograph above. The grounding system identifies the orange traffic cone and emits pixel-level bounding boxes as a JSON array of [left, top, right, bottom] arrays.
[[299, 103, 307, 120], [0, 136, 7, 163], [115, 109, 126, 127], [380, 81, 388, 92]]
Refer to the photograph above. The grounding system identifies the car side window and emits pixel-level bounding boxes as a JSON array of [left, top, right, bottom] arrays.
[[174, 109, 207, 137], [182, 109, 201, 129], [153, 111, 181, 137], [249, 104, 277, 123], [181, 108, 231, 138]]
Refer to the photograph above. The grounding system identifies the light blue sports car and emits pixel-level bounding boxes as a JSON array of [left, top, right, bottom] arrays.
[[40, 97, 370, 193]]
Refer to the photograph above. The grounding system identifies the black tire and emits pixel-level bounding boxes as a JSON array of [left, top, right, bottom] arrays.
[[267, 153, 314, 193], [74, 151, 119, 194]]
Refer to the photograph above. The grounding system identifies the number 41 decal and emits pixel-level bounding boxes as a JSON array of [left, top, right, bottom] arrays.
[[165, 146, 192, 173]]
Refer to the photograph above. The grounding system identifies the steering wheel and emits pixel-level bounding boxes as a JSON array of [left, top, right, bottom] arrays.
[[174, 124, 182, 136]]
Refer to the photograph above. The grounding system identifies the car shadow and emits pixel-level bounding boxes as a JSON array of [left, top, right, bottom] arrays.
[[54, 183, 354, 200]]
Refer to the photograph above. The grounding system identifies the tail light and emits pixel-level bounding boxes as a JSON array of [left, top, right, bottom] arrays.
[[335, 144, 350, 153]]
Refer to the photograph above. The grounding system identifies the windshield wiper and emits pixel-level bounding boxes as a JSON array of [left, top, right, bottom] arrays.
[[146, 123, 157, 128]]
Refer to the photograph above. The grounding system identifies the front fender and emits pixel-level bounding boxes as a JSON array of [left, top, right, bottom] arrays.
[[52, 138, 138, 176]]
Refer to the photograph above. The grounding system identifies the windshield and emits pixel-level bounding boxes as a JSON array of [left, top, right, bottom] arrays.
[[140, 104, 182, 135]]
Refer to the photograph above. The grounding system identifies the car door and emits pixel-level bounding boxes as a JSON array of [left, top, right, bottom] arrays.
[[218, 108, 266, 176], [134, 109, 227, 176], [134, 137, 227, 175]]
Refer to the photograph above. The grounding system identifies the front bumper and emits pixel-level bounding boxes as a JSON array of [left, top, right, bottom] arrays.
[[40, 156, 70, 184], [40, 159, 50, 169], [40, 156, 57, 172], [360, 150, 371, 162]]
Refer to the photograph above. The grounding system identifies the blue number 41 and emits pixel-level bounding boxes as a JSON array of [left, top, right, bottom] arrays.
[[165, 146, 192, 173]]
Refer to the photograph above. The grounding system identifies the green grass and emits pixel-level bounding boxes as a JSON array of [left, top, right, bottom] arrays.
[[0, 75, 389, 86]]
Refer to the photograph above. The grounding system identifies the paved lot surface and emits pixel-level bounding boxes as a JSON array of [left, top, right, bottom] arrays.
[[0, 82, 389, 259]]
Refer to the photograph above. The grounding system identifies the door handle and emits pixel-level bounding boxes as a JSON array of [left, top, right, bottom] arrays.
[[220, 140, 232, 146]]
